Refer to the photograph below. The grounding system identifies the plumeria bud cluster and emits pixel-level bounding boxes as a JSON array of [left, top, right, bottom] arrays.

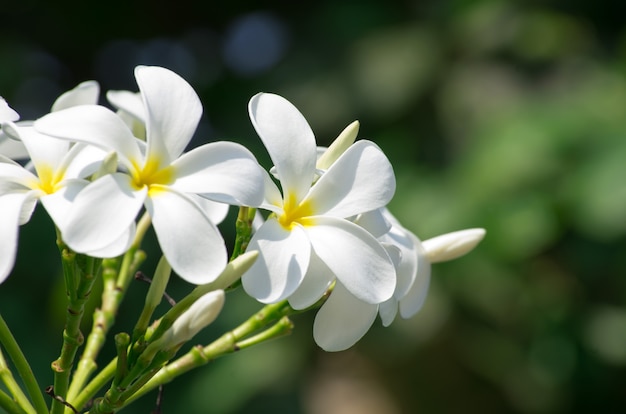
[[0, 65, 484, 413]]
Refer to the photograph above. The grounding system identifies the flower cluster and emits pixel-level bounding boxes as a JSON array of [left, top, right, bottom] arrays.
[[0, 66, 485, 411]]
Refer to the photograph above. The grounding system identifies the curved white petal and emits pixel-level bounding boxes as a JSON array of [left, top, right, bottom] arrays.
[[171, 141, 264, 206], [106, 90, 145, 123], [146, 188, 227, 285], [4, 122, 70, 175], [242, 219, 310, 303], [398, 243, 431, 319], [378, 298, 399, 327], [51, 81, 100, 112], [353, 209, 392, 238], [313, 282, 378, 352], [422, 228, 486, 263], [62, 173, 146, 253], [0, 192, 32, 284], [0, 134, 28, 160], [39, 180, 88, 230], [288, 249, 334, 310], [0, 162, 38, 188], [192, 195, 229, 225], [34, 105, 142, 168], [18, 190, 39, 225], [0, 98, 19, 122], [83, 223, 135, 258], [62, 144, 108, 180], [306, 216, 395, 304], [248, 93, 316, 203], [381, 224, 419, 300], [258, 168, 284, 214], [135, 66, 202, 163], [304, 140, 395, 218]]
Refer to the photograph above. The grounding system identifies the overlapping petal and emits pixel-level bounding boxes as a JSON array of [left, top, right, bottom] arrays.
[[248, 93, 316, 203], [0, 192, 33, 284], [171, 141, 264, 206], [106, 90, 145, 123], [136, 66, 202, 163], [288, 250, 334, 310], [313, 282, 379, 352], [242, 219, 311, 303], [304, 140, 395, 218], [5, 123, 70, 177], [146, 188, 227, 285], [51, 81, 100, 112], [305, 216, 395, 304], [398, 244, 431, 319], [62, 173, 147, 253], [34, 105, 142, 167]]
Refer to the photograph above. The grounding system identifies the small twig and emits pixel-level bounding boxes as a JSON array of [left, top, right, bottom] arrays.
[[134, 272, 177, 306], [45, 386, 78, 414], [151, 385, 164, 414]]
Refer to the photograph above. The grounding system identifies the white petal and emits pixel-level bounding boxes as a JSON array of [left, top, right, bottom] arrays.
[[39, 180, 88, 230], [62, 173, 146, 253], [135, 66, 202, 162], [378, 298, 398, 327], [306, 216, 395, 304], [288, 249, 334, 310], [258, 168, 284, 214], [398, 244, 431, 319], [106, 90, 145, 123], [34, 105, 142, 168], [242, 218, 311, 303], [304, 140, 395, 218], [0, 135, 28, 160], [192, 195, 229, 225], [83, 224, 135, 258], [353, 208, 392, 238], [0, 192, 32, 284], [0, 98, 19, 122], [146, 188, 227, 285], [0, 162, 38, 188], [51, 81, 100, 112], [171, 141, 264, 206], [248, 93, 316, 203], [4, 122, 70, 176], [381, 223, 419, 300], [62, 143, 108, 180], [313, 282, 378, 352]]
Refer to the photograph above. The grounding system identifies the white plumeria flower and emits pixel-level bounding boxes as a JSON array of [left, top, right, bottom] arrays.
[[241, 93, 397, 334], [35, 66, 265, 285], [0, 97, 19, 122], [0, 122, 106, 284], [105, 87, 228, 225], [313, 210, 485, 351]]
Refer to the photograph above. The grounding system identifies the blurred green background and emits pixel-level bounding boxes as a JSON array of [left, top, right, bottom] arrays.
[[2, 0, 626, 413]]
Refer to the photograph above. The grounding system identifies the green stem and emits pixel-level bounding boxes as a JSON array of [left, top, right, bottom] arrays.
[[0, 314, 47, 414], [0, 389, 28, 414], [0, 348, 36, 414], [70, 359, 116, 413], [229, 206, 256, 261], [125, 300, 295, 406], [64, 214, 150, 413]]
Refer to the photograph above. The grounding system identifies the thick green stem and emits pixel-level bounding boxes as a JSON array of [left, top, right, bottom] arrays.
[[0, 314, 47, 414]]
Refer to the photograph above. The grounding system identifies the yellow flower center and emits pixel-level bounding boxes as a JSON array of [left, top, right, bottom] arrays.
[[277, 192, 315, 230], [35, 164, 64, 195], [131, 157, 175, 196]]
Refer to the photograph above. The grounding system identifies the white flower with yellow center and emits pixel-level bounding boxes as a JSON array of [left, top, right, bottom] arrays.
[[241, 93, 397, 331], [35, 66, 265, 285]]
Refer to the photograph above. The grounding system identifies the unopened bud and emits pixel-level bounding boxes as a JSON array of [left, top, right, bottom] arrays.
[[422, 228, 486, 263], [144, 256, 172, 311], [316, 120, 359, 170], [157, 290, 225, 350]]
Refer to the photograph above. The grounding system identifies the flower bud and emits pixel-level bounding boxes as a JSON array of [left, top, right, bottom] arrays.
[[144, 256, 172, 311], [422, 228, 486, 263], [157, 290, 225, 350], [316, 120, 359, 170]]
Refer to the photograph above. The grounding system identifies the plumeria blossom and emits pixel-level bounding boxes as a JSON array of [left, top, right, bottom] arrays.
[[35, 66, 265, 285], [0, 82, 104, 284], [241, 93, 397, 334], [311, 208, 485, 351], [0, 97, 26, 160]]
